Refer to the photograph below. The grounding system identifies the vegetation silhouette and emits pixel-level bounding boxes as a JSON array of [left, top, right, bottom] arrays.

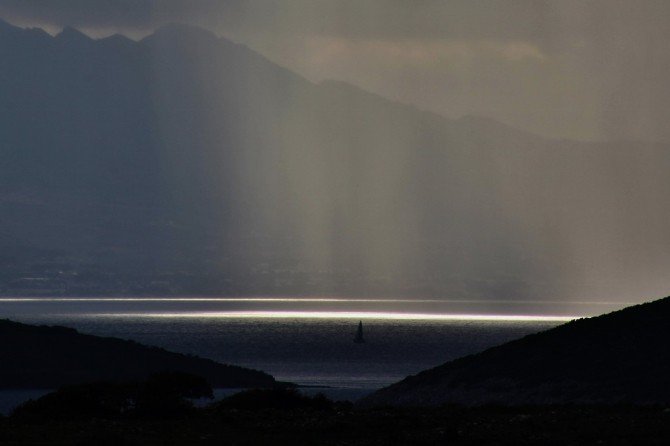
[[214, 387, 333, 412], [11, 372, 213, 422]]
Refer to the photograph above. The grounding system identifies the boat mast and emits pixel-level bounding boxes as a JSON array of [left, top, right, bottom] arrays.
[[354, 320, 365, 343]]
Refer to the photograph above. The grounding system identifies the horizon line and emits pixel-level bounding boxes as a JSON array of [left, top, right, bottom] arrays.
[[0, 297, 636, 306], [73, 310, 579, 322]]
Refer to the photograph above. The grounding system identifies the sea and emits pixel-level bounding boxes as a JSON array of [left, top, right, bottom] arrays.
[[0, 297, 629, 414]]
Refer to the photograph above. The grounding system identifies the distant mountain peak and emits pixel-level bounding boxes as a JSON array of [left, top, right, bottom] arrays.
[[0, 17, 21, 34], [143, 22, 219, 45], [456, 114, 546, 142], [0, 18, 51, 43], [98, 33, 136, 48], [56, 26, 93, 44]]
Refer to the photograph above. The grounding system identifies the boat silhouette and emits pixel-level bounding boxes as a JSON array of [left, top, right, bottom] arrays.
[[354, 320, 365, 343]]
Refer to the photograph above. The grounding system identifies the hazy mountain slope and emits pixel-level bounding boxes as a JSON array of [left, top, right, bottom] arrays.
[[362, 296, 670, 406], [1, 19, 670, 300], [0, 319, 276, 389]]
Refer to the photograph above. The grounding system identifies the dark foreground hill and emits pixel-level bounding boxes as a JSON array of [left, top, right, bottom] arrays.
[[363, 296, 670, 406], [0, 319, 276, 389]]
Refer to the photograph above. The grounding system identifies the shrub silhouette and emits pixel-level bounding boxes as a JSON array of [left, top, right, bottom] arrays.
[[134, 372, 213, 418], [215, 388, 333, 411], [12, 382, 134, 422], [12, 372, 213, 422]]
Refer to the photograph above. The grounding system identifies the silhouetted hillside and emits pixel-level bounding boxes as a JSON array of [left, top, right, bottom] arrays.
[[0, 319, 276, 389], [363, 296, 670, 405]]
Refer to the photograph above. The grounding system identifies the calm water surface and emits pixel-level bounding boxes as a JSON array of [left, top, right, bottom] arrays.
[[1, 297, 626, 412]]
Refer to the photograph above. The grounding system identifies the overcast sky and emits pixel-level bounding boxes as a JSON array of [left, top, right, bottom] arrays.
[[2, 0, 669, 142]]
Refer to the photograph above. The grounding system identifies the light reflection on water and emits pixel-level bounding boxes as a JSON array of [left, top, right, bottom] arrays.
[[0, 296, 630, 319], [0, 297, 634, 306], [77, 311, 575, 321]]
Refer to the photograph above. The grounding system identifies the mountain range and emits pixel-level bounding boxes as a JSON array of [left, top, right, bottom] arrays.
[[1, 19, 670, 301]]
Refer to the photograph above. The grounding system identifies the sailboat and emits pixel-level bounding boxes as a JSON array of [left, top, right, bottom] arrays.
[[353, 320, 365, 343]]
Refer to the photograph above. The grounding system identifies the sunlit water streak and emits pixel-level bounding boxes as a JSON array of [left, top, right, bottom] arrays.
[[77, 310, 576, 322], [0, 297, 636, 306], [0, 297, 631, 321]]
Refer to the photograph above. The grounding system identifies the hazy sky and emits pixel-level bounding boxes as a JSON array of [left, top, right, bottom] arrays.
[[2, 0, 669, 142]]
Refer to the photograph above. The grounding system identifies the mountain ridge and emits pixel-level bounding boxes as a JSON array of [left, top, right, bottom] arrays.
[[0, 18, 548, 140]]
